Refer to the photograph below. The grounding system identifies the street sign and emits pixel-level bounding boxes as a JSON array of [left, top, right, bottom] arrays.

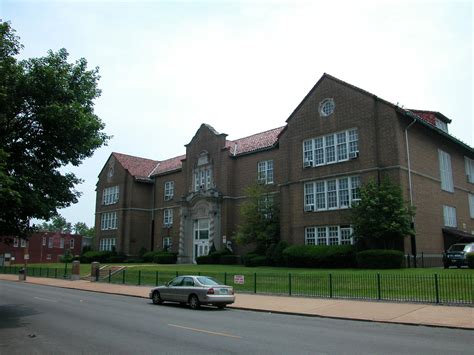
[[234, 275, 245, 284]]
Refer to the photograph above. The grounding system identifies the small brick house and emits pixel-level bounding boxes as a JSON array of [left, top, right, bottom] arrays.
[[0, 232, 82, 265], [95, 73, 474, 263]]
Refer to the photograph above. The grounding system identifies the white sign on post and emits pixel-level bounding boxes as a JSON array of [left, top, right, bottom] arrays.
[[234, 275, 245, 284]]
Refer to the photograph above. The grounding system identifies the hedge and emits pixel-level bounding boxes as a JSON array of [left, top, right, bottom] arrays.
[[266, 241, 290, 266], [152, 252, 177, 264], [356, 249, 404, 269], [196, 248, 233, 265], [80, 251, 113, 263], [220, 255, 240, 265], [283, 245, 356, 268]]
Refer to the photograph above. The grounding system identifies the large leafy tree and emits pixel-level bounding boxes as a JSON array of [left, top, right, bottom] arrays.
[[39, 215, 72, 233], [235, 184, 280, 254], [0, 22, 109, 240], [351, 179, 415, 250]]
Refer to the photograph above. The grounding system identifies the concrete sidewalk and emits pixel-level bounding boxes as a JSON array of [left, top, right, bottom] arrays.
[[1, 274, 472, 330]]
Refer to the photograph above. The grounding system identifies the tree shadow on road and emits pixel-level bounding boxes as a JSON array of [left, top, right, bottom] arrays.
[[0, 304, 41, 330]]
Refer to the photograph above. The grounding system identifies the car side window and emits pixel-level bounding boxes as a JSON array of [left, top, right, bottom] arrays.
[[182, 277, 194, 287], [170, 277, 184, 286]]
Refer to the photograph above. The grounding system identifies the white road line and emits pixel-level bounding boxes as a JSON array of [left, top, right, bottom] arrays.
[[168, 324, 241, 339], [34, 296, 58, 303]]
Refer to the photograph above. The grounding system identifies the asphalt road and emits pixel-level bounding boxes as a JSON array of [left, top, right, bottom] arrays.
[[0, 281, 472, 354]]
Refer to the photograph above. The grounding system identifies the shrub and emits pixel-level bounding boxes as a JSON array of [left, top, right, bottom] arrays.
[[80, 251, 113, 263], [107, 253, 127, 263], [266, 240, 290, 266], [356, 249, 404, 269], [467, 253, 474, 269], [246, 255, 269, 267], [153, 252, 177, 264], [196, 255, 216, 265], [196, 248, 234, 265], [143, 251, 161, 263], [242, 252, 259, 266], [220, 255, 240, 265], [283, 245, 356, 268]]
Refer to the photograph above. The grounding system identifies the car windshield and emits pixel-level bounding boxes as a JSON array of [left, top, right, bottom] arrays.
[[196, 276, 220, 286], [448, 244, 466, 252]]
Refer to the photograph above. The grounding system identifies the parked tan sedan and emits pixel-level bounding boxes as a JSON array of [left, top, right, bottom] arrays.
[[149, 275, 235, 309]]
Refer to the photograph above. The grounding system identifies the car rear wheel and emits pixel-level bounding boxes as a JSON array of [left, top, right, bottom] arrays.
[[217, 304, 226, 309], [152, 291, 163, 305], [189, 294, 200, 310]]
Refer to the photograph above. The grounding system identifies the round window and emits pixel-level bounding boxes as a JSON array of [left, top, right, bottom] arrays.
[[319, 98, 335, 117]]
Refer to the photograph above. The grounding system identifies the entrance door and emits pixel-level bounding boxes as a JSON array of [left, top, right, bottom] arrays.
[[193, 219, 210, 263]]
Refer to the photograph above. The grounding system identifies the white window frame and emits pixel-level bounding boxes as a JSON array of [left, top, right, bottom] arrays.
[[102, 186, 119, 205], [435, 118, 448, 133], [303, 129, 358, 167], [465, 157, 474, 184], [443, 205, 457, 227], [20, 238, 27, 248], [60, 238, 64, 249], [438, 149, 454, 192], [163, 236, 172, 249], [100, 212, 118, 230], [164, 181, 174, 201], [13, 237, 19, 248], [258, 160, 274, 184], [194, 166, 213, 191], [42, 236, 46, 246], [305, 226, 354, 246], [70, 239, 75, 249], [48, 237, 53, 248], [468, 193, 474, 219], [99, 238, 116, 251], [164, 209, 173, 227], [304, 176, 361, 211]]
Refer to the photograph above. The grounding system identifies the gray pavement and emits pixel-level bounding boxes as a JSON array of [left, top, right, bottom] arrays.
[[0, 274, 472, 330]]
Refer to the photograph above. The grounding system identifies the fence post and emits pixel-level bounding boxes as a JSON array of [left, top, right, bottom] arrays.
[[108, 269, 111, 283], [434, 274, 440, 304], [377, 273, 381, 300], [224, 272, 227, 285], [329, 274, 333, 298], [289, 273, 292, 296], [155, 271, 159, 286], [122, 269, 126, 284], [421, 252, 424, 268], [55, 268, 57, 278], [47, 268, 50, 278], [176, 271, 179, 277], [254, 273, 257, 294], [39, 267, 42, 277], [138, 270, 141, 286]]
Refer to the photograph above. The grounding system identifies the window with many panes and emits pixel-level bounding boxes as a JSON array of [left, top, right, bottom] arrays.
[[443, 205, 457, 227], [101, 212, 118, 230], [102, 186, 119, 205], [438, 150, 453, 192], [163, 237, 172, 250], [70, 239, 75, 249], [99, 238, 116, 251], [258, 160, 274, 184], [164, 181, 174, 201], [259, 194, 275, 219], [468, 194, 474, 219], [164, 209, 173, 226], [13, 237, 19, 247], [194, 166, 213, 191], [304, 176, 360, 211], [48, 237, 53, 248], [303, 129, 358, 167], [305, 226, 353, 246]]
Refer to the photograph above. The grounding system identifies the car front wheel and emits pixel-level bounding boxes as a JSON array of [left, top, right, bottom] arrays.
[[189, 295, 200, 310], [152, 291, 163, 305]]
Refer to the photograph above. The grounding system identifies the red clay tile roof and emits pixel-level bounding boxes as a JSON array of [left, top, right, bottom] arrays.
[[409, 109, 451, 125], [150, 155, 186, 176], [112, 152, 159, 179], [226, 126, 285, 156]]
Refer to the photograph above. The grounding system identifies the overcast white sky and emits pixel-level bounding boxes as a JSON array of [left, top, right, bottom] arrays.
[[2, 0, 473, 227]]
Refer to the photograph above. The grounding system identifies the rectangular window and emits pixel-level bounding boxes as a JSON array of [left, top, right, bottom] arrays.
[[194, 166, 212, 191], [102, 186, 119, 205], [164, 209, 173, 226], [20, 238, 27, 248], [48, 237, 53, 248], [305, 225, 354, 246], [47, 254, 51, 260], [465, 157, 474, 184], [305, 176, 361, 211], [164, 181, 174, 201], [13, 237, 19, 248], [42, 236, 46, 246], [435, 118, 448, 133], [469, 193, 474, 219], [438, 150, 454, 192], [60, 238, 64, 249], [70, 239, 75, 249], [258, 160, 274, 184], [305, 227, 316, 245], [443, 205, 457, 227], [317, 227, 327, 245], [99, 238, 116, 251], [100, 212, 118, 230], [163, 237, 172, 250], [259, 194, 274, 219], [303, 129, 358, 167]]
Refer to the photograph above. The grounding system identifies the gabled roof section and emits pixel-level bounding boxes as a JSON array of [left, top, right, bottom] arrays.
[[286, 73, 472, 153], [150, 155, 186, 176], [225, 126, 285, 156], [112, 152, 159, 179], [186, 123, 227, 147]]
